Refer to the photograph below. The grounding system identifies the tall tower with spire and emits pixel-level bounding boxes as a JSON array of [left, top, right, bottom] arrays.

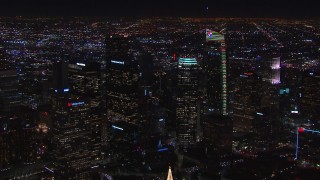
[[203, 29, 228, 115], [167, 166, 173, 180]]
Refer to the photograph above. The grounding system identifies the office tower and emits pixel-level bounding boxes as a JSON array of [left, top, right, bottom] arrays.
[[202, 114, 232, 177], [52, 61, 69, 93], [254, 108, 279, 152], [0, 115, 19, 169], [51, 61, 96, 179], [18, 61, 47, 110], [257, 56, 281, 85], [68, 61, 102, 159], [203, 29, 227, 115], [176, 58, 200, 150], [255, 55, 281, 111], [0, 62, 21, 115], [301, 70, 320, 125], [253, 55, 281, 151], [105, 35, 140, 125], [138, 53, 154, 89], [0, 112, 39, 175], [233, 73, 259, 134], [279, 68, 302, 117]]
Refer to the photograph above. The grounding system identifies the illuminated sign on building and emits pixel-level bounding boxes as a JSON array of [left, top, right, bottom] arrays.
[[279, 88, 290, 95], [178, 58, 197, 65], [54, 88, 69, 93], [111, 60, 125, 65], [76, 63, 86, 66], [67, 101, 85, 107], [112, 125, 124, 131], [157, 148, 169, 152], [206, 29, 225, 41]]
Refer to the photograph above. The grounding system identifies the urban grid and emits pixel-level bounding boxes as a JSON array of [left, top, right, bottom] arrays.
[[0, 1, 320, 180]]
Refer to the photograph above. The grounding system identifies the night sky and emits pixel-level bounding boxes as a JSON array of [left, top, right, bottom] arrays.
[[0, 0, 319, 18]]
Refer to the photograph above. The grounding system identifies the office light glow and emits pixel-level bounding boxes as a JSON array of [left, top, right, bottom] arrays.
[[111, 60, 125, 65], [112, 125, 124, 131]]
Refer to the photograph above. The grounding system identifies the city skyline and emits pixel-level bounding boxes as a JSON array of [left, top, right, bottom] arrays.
[[0, 16, 320, 179]]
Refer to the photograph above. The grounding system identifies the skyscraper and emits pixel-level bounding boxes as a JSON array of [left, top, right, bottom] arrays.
[[202, 113, 232, 177], [257, 56, 281, 85], [0, 62, 20, 114], [254, 54, 281, 152], [51, 61, 97, 179], [233, 73, 259, 134], [301, 70, 320, 124], [105, 35, 140, 125], [203, 29, 227, 115], [68, 61, 102, 160], [176, 57, 200, 150]]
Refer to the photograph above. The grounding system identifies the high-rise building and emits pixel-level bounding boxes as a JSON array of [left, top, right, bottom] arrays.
[[0, 115, 19, 169], [301, 70, 320, 125], [51, 96, 95, 179], [68, 61, 102, 159], [176, 58, 200, 150], [202, 114, 232, 177], [254, 108, 279, 152], [257, 56, 281, 85], [105, 35, 140, 125], [51, 61, 97, 179], [233, 73, 259, 134], [203, 29, 227, 115], [0, 62, 21, 115]]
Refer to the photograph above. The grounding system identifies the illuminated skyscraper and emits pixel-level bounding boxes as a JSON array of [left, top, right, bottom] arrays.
[[239, 55, 280, 152], [257, 56, 281, 85], [204, 29, 227, 115], [105, 35, 140, 125], [176, 58, 200, 150], [68, 61, 102, 159], [51, 96, 95, 179], [51, 61, 97, 179]]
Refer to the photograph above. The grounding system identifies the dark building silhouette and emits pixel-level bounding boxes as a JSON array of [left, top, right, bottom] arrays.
[[254, 107, 280, 152], [301, 70, 320, 127], [0, 62, 20, 114], [202, 114, 232, 178]]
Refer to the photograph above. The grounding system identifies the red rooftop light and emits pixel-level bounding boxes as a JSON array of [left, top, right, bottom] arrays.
[[298, 127, 304, 133]]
